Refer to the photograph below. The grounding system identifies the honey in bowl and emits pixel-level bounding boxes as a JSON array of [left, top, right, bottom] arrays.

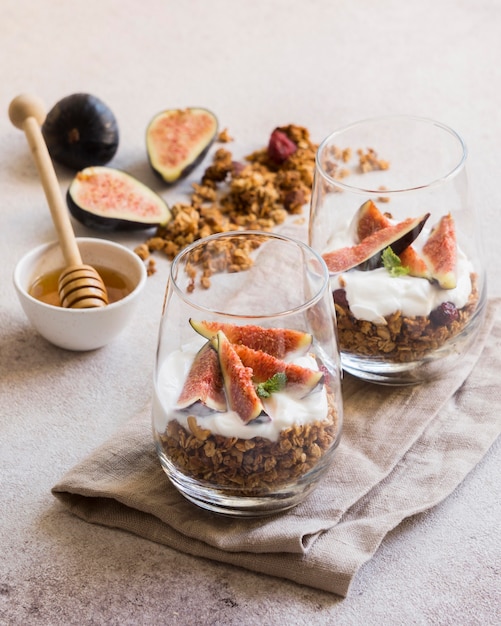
[[29, 265, 133, 307]]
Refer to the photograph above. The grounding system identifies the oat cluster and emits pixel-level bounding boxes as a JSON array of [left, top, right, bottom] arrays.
[[184, 233, 265, 292], [357, 147, 390, 173], [321, 144, 390, 181]]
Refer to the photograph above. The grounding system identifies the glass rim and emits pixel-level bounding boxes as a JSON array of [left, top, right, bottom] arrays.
[[315, 114, 468, 194], [169, 229, 330, 319]]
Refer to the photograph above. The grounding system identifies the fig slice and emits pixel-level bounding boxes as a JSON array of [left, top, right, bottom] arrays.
[[323, 212, 430, 273], [176, 341, 227, 411], [232, 343, 323, 398], [356, 200, 431, 279], [214, 331, 263, 423], [146, 107, 218, 184], [67, 166, 171, 231], [355, 199, 392, 241], [398, 246, 431, 279], [189, 319, 312, 359], [422, 213, 457, 289]]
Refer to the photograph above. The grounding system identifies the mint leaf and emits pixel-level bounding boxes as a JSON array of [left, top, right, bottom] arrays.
[[255, 372, 287, 398], [381, 246, 409, 277]]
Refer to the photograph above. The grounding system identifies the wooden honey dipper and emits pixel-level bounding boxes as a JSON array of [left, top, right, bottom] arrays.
[[8, 94, 108, 308]]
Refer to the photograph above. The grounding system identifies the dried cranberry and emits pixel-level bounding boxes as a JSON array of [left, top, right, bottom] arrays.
[[430, 302, 459, 326], [333, 289, 349, 309], [268, 129, 297, 164]]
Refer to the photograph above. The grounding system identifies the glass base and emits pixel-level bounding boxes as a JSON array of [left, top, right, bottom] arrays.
[[156, 443, 337, 517], [341, 354, 442, 385], [340, 301, 487, 386]]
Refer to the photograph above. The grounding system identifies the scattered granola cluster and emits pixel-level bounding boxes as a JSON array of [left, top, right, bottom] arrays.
[[184, 233, 265, 292], [322, 145, 390, 181], [357, 147, 390, 173], [135, 125, 318, 284]]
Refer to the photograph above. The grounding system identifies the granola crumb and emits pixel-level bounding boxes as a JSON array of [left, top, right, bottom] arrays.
[[378, 186, 391, 203], [218, 128, 233, 143], [357, 147, 390, 173], [134, 243, 150, 261]]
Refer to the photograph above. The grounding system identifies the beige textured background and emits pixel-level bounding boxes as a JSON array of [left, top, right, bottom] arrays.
[[1, 1, 500, 624]]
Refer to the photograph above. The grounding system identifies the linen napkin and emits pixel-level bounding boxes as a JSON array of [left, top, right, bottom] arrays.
[[52, 298, 501, 597]]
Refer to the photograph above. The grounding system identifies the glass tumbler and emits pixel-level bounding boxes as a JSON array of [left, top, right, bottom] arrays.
[[309, 115, 487, 385], [152, 230, 343, 516]]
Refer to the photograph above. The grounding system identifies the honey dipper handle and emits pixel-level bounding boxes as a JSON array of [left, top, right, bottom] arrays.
[[8, 94, 82, 267]]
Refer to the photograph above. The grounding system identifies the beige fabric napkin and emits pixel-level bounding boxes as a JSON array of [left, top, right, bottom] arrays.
[[52, 298, 501, 597]]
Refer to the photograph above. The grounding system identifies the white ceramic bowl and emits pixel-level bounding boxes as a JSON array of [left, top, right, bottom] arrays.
[[13, 237, 147, 351]]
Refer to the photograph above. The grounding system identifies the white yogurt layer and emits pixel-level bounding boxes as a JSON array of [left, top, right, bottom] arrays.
[[153, 339, 329, 441], [336, 250, 473, 324]]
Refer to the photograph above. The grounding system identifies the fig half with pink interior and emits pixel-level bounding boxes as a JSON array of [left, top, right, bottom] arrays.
[[67, 166, 171, 231], [146, 107, 218, 184]]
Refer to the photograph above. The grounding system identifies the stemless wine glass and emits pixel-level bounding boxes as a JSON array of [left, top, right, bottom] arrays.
[[152, 230, 343, 517], [309, 115, 487, 385]]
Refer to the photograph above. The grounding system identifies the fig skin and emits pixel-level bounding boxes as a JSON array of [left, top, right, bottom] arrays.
[[42, 93, 119, 170], [67, 166, 171, 232], [146, 107, 218, 185]]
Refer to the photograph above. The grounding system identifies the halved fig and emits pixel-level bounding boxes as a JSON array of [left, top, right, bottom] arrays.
[[214, 331, 263, 423], [323, 213, 430, 273], [146, 107, 218, 184], [232, 343, 323, 398], [176, 341, 227, 411], [190, 319, 312, 359], [422, 213, 457, 289], [67, 166, 171, 231]]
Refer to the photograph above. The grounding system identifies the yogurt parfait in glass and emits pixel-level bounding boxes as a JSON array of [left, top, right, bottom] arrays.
[[152, 231, 343, 516], [309, 116, 486, 385]]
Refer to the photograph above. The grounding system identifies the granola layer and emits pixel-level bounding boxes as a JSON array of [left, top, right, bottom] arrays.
[[159, 405, 339, 496]]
